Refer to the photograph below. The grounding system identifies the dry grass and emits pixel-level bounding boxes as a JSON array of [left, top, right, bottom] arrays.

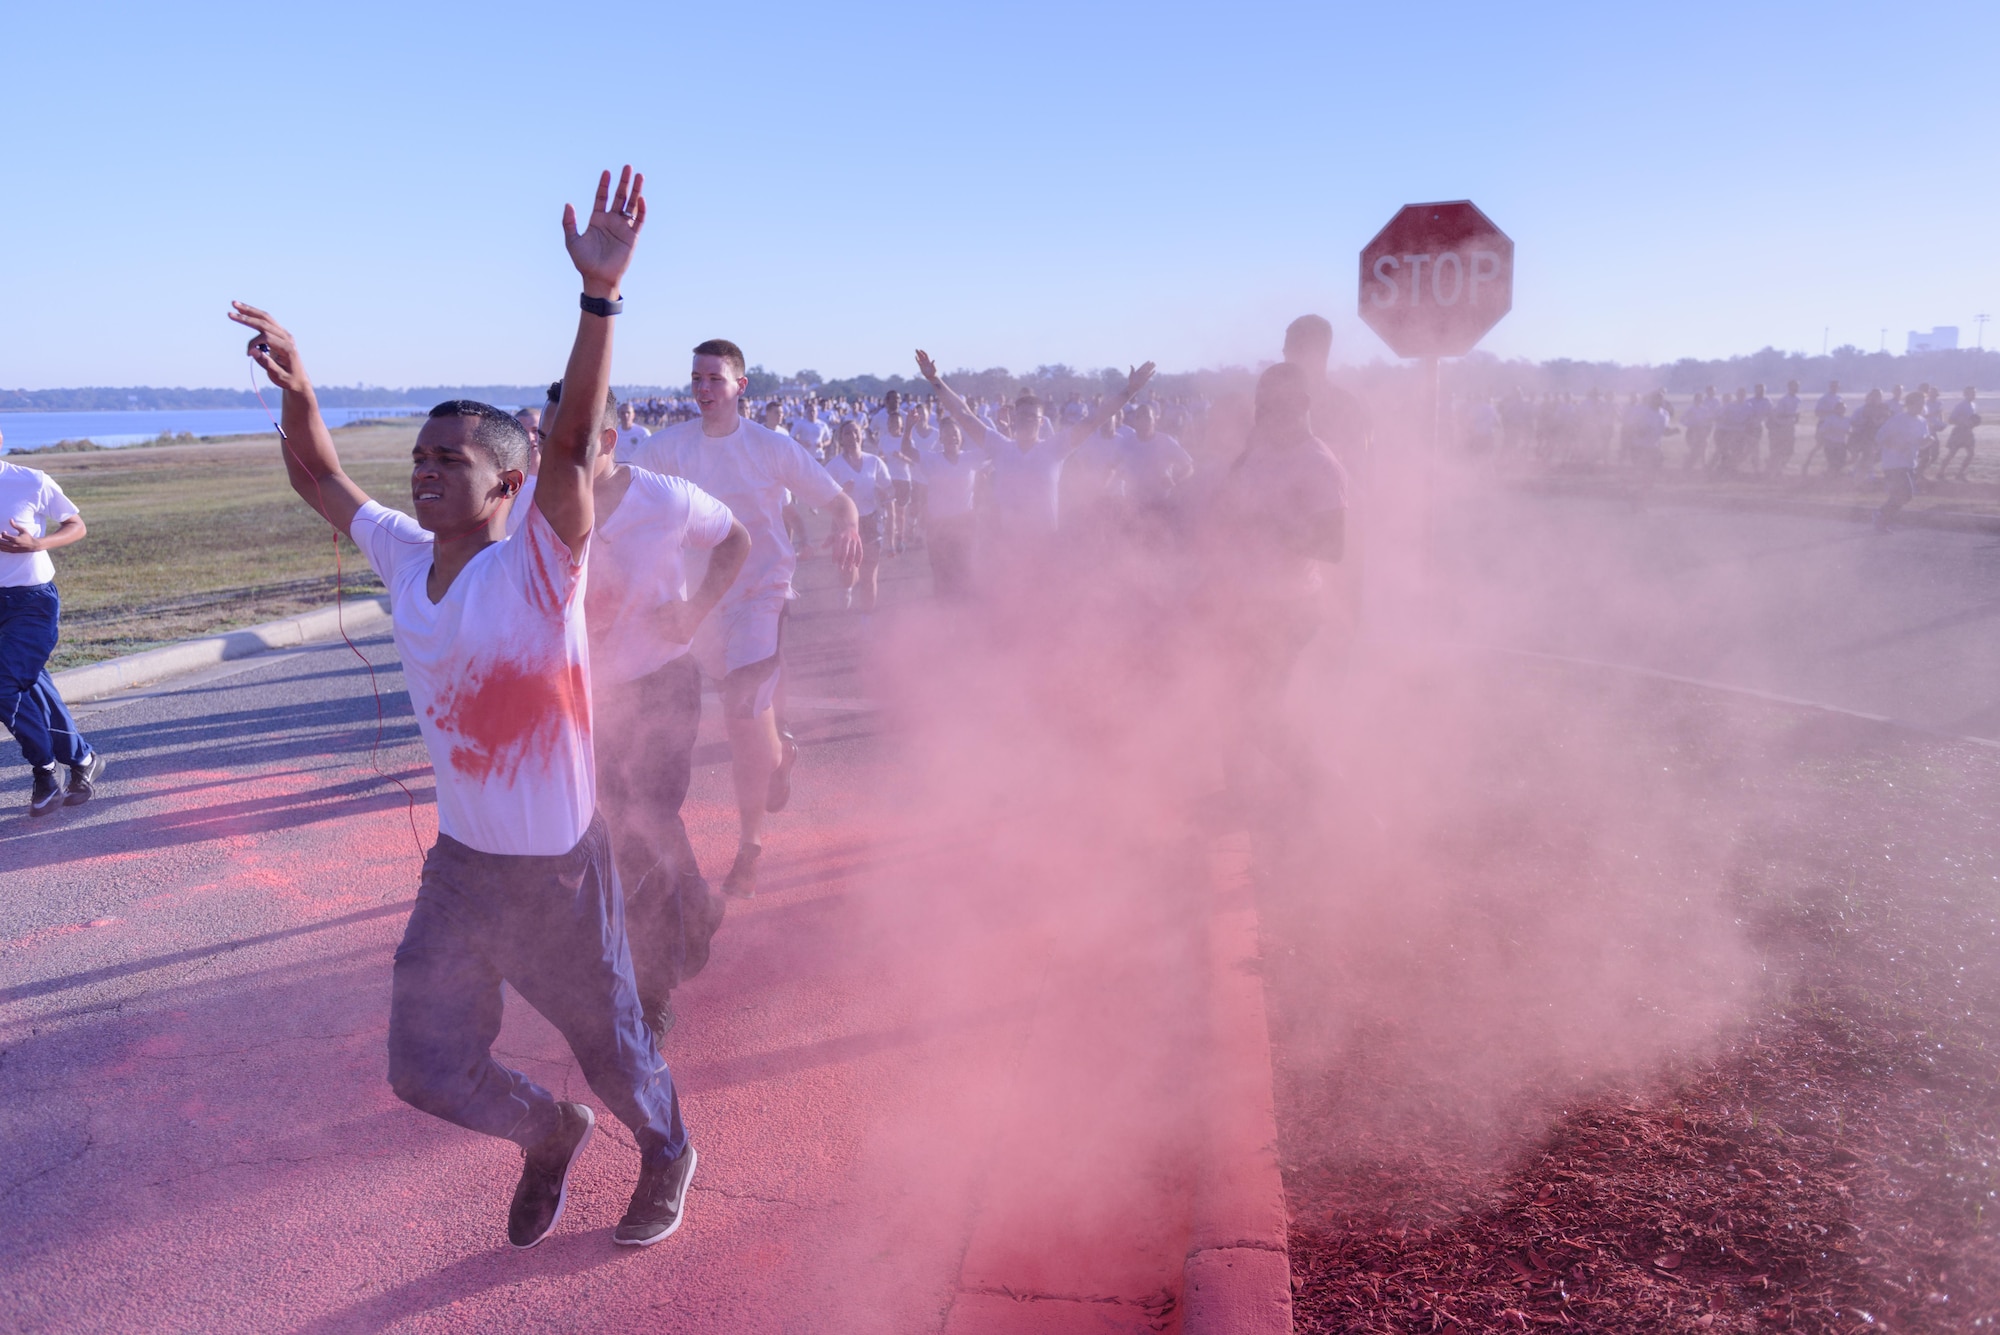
[[31, 423, 419, 668]]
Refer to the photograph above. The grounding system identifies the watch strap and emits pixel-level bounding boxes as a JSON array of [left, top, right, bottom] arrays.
[[580, 293, 624, 317]]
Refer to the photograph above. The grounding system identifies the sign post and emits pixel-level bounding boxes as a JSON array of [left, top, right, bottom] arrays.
[[1357, 200, 1514, 580]]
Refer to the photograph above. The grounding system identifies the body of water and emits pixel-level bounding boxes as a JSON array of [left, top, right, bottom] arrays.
[[0, 406, 434, 452]]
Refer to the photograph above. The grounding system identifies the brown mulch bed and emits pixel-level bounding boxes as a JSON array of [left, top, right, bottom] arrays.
[[1264, 663, 2000, 1334]]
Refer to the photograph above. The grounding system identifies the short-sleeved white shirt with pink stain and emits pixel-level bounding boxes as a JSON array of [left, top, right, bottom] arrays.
[[351, 500, 595, 856]]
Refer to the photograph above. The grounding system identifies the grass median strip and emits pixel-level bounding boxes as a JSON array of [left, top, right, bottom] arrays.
[[34, 423, 419, 670]]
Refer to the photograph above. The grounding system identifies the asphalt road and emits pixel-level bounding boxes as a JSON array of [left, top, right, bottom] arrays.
[[0, 548, 1206, 1335], [1437, 490, 2000, 741]]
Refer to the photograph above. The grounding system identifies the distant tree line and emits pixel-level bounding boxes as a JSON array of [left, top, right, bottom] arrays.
[[12, 344, 1995, 415]]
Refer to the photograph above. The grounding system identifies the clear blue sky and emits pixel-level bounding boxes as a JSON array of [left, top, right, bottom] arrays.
[[3, 0, 1994, 390]]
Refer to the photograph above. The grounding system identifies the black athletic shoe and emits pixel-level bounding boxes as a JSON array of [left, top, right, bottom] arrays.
[[29, 766, 63, 817], [613, 1145, 698, 1247], [64, 751, 104, 806], [508, 1102, 595, 1249], [721, 843, 761, 899], [642, 993, 676, 1046], [765, 730, 799, 813]]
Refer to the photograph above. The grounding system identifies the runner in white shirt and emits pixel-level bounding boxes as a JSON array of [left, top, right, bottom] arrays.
[[535, 379, 752, 1042], [0, 446, 103, 816], [825, 420, 893, 612], [613, 399, 651, 455], [1111, 403, 1195, 510], [1064, 409, 1130, 535], [789, 400, 833, 460], [227, 167, 699, 1251], [1875, 393, 1928, 531], [873, 400, 915, 555], [901, 402, 939, 549], [916, 414, 987, 599], [915, 349, 1155, 552], [623, 338, 862, 897]]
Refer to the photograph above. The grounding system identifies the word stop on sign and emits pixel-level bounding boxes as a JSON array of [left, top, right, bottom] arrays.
[[1365, 249, 1504, 311]]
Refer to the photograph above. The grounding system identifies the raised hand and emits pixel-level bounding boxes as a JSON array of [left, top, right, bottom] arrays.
[[228, 302, 311, 394], [1123, 362, 1157, 399], [914, 349, 940, 385], [564, 166, 646, 298]]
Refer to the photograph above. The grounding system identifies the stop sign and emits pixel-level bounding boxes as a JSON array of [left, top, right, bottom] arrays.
[[1358, 201, 1513, 358]]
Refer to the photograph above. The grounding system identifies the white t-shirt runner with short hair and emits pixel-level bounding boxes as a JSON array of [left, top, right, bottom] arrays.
[[624, 418, 846, 678], [0, 462, 81, 587], [826, 452, 893, 516], [918, 448, 985, 522], [586, 468, 736, 689], [351, 500, 594, 857]]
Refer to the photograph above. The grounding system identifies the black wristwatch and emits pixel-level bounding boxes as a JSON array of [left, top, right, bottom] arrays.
[[580, 293, 624, 318]]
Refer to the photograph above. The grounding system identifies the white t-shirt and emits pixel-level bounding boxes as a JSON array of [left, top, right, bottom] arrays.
[[351, 500, 594, 856], [985, 434, 1081, 536], [0, 462, 81, 588], [791, 418, 833, 456], [826, 452, 893, 516], [624, 418, 845, 601], [1116, 432, 1194, 505], [907, 427, 940, 460], [1876, 411, 1927, 471], [919, 448, 984, 521], [615, 425, 651, 455], [588, 468, 736, 689], [880, 439, 914, 483]]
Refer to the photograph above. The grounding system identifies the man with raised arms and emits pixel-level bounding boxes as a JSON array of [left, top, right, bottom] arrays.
[[914, 349, 1155, 547], [228, 168, 699, 1251], [623, 339, 862, 898]]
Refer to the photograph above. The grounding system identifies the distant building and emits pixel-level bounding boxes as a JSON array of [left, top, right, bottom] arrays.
[[1908, 326, 1960, 353]]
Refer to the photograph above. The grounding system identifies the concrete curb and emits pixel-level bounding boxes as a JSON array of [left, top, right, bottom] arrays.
[[1183, 832, 1292, 1334], [1511, 476, 2000, 535], [52, 596, 391, 704]]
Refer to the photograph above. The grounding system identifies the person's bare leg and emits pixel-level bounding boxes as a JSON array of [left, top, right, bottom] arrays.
[[857, 554, 881, 613], [726, 707, 781, 852]]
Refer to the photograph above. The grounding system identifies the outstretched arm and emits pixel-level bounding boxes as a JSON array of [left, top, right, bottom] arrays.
[[540, 166, 646, 552], [1058, 363, 1157, 457], [915, 350, 1000, 450], [228, 303, 371, 535]]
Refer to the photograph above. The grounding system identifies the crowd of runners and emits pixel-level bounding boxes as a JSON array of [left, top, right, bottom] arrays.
[[202, 170, 1356, 1260], [1462, 380, 1983, 493]]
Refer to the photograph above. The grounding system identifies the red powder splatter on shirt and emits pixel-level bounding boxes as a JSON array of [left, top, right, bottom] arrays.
[[433, 657, 585, 783]]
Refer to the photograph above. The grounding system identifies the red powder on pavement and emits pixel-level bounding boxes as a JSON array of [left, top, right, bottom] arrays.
[[433, 657, 584, 782]]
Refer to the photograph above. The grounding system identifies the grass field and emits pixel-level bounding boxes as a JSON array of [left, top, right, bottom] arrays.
[[26, 422, 421, 669]]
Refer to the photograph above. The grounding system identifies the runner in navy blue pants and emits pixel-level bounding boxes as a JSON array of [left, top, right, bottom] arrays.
[[0, 447, 104, 817]]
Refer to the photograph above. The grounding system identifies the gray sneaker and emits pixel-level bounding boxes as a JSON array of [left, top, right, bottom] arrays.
[[65, 751, 105, 806], [613, 1145, 697, 1246], [508, 1102, 594, 1249]]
